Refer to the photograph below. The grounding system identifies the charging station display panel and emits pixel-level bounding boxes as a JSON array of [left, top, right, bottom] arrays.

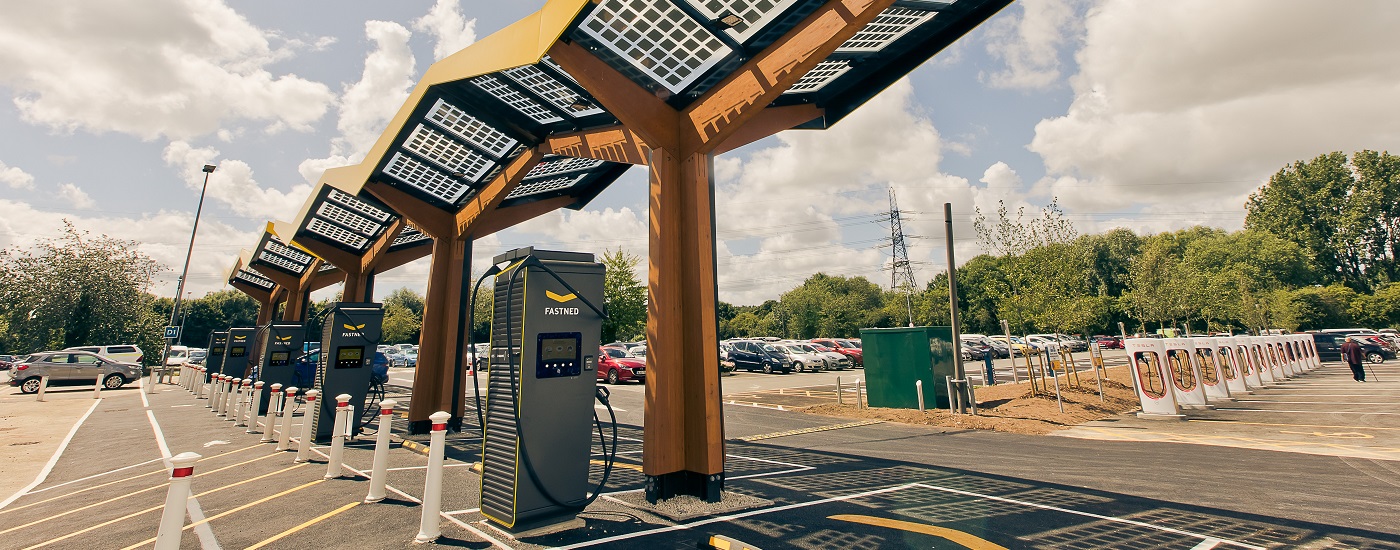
[[536, 333, 582, 378], [222, 328, 257, 379], [255, 322, 305, 415], [269, 352, 290, 366], [335, 346, 365, 368], [204, 331, 228, 379]]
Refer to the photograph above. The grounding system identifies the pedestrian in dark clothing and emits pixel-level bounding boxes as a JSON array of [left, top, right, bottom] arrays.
[[1341, 337, 1366, 382]]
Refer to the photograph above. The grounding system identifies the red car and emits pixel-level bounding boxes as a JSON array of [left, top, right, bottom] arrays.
[[598, 347, 645, 384], [811, 338, 862, 368], [1093, 335, 1123, 349]]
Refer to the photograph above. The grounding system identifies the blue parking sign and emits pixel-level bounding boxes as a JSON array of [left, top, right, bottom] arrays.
[[164, 326, 181, 340]]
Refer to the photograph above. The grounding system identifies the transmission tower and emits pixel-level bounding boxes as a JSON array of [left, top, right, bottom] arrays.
[[885, 187, 919, 326]]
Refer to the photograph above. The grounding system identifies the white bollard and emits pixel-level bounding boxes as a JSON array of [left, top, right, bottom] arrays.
[[146, 365, 156, 394], [154, 452, 202, 550], [94, 370, 104, 399], [325, 394, 352, 479], [248, 382, 265, 434], [365, 399, 397, 503], [227, 378, 243, 421], [262, 384, 282, 442], [294, 390, 319, 463], [204, 373, 216, 407], [213, 375, 226, 413], [36, 374, 49, 402], [916, 380, 925, 412], [278, 387, 298, 451], [240, 380, 255, 426], [415, 411, 451, 544]]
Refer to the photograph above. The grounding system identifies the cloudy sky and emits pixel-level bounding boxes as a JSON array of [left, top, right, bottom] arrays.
[[0, 0, 1396, 305]]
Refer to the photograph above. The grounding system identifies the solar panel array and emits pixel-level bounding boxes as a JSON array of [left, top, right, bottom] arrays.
[[787, 4, 946, 94], [506, 155, 609, 200], [295, 186, 403, 256], [250, 234, 315, 277], [233, 266, 275, 291], [390, 226, 432, 250]]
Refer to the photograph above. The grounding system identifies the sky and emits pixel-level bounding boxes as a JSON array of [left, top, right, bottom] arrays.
[[0, 0, 1397, 306]]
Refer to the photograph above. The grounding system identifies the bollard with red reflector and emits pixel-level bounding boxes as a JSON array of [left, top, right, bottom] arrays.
[[261, 384, 281, 442], [154, 452, 201, 550], [294, 390, 319, 463], [227, 378, 243, 421], [365, 399, 397, 503], [325, 394, 352, 479], [247, 381, 265, 434], [234, 380, 250, 426], [214, 375, 227, 414], [415, 411, 451, 543], [277, 387, 298, 451], [239, 379, 255, 426]]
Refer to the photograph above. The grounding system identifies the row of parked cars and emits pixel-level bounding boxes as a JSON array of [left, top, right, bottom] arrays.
[[5, 348, 146, 393], [376, 344, 419, 367], [958, 333, 1095, 361], [720, 338, 863, 374]]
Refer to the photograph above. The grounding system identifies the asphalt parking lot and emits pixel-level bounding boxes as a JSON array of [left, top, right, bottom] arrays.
[[3, 358, 1398, 549]]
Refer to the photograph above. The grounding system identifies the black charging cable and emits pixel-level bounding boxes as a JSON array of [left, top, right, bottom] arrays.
[[464, 264, 502, 438]]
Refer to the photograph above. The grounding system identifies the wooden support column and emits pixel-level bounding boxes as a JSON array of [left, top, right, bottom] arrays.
[[282, 288, 308, 322], [407, 236, 469, 433], [341, 270, 369, 303], [255, 293, 277, 325]]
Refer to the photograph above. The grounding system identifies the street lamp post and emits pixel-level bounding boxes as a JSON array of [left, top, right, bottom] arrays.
[[160, 164, 217, 376]]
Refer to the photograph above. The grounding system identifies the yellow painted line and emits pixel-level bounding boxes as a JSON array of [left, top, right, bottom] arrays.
[[591, 459, 643, 473], [245, 501, 360, 550], [401, 439, 430, 456], [0, 450, 282, 533], [119, 479, 326, 550], [829, 514, 1008, 549], [737, 420, 885, 442], [0, 442, 267, 516], [23, 463, 310, 550]]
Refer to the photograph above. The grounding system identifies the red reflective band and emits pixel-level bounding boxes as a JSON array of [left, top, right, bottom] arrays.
[[338, 400, 349, 405], [431, 423, 446, 431], [380, 409, 393, 416], [171, 467, 194, 478]]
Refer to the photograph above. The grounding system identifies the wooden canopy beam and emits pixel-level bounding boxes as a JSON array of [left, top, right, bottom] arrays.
[[713, 104, 824, 155], [547, 40, 680, 151], [363, 181, 455, 240], [361, 218, 407, 274], [455, 149, 545, 237], [540, 126, 650, 165]]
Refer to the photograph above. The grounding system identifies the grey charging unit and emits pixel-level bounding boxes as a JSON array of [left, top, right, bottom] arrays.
[[479, 248, 604, 534], [312, 303, 383, 443], [254, 322, 304, 415], [222, 327, 256, 379], [204, 331, 228, 381]]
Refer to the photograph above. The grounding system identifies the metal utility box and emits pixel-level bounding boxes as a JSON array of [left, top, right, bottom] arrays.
[[254, 322, 304, 415], [204, 331, 228, 381], [222, 328, 257, 379], [312, 303, 384, 443], [859, 327, 957, 409], [480, 248, 604, 533]]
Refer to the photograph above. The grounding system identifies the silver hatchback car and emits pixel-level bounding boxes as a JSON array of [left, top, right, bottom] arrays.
[[7, 351, 142, 393]]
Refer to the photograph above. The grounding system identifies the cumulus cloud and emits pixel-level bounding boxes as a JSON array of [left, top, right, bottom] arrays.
[[1030, 0, 1400, 220], [412, 0, 478, 61], [163, 141, 309, 220], [299, 20, 416, 183], [0, 0, 334, 140], [0, 160, 35, 189], [56, 183, 95, 209], [512, 207, 648, 257], [981, 0, 1081, 90]]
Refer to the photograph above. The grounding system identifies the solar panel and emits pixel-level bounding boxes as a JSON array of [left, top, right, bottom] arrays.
[[524, 156, 605, 180], [258, 251, 307, 274], [235, 268, 275, 290], [327, 189, 392, 223], [506, 174, 588, 199], [391, 228, 431, 248], [471, 75, 564, 124], [681, 0, 803, 43], [838, 7, 937, 52], [264, 238, 314, 265], [307, 218, 369, 250], [316, 202, 383, 238], [383, 152, 473, 205], [788, 60, 853, 93], [318, 263, 338, 273], [576, 0, 734, 95], [403, 124, 496, 183], [424, 98, 518, 158], [501, 64, 605, 118], [540, 56, 580, 84]]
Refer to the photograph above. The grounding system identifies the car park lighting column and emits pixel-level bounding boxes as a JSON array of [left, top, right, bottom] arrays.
[[277, 387, 298, 451], [154, 452, 201, 550], [365, 399, 397, 503], [415, 411, 451, 543]]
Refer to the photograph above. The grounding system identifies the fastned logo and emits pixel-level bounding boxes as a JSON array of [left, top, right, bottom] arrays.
[[343, 323, 366, 331], [546, 290, 576, 303], [275, 335, 292, 342]]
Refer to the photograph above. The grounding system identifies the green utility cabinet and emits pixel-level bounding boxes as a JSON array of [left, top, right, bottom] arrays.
[[859, 327, 957, 409]]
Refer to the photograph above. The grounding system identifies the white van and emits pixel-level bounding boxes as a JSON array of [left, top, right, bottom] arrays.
[[65, 344, 144, 364]]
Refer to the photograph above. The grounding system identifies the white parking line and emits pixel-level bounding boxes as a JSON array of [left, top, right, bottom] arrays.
[[0, 399, 101, 510], [23, 457, 164, 496]]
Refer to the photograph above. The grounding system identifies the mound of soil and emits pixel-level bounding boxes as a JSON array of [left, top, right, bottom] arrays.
[[803, 365, 1142, 435]]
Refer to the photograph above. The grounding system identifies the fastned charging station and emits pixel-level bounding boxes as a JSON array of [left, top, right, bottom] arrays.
[[254, 322, 304, 415], [223, 327, 257, 379], [312, 303, 384, 442], [204, 331, 228, 381], [478, 248, 610, 535]]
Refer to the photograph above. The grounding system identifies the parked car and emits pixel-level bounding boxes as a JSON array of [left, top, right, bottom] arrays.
[[774, 343, 825, 373], [188, 350, 208, 365], [401, 350, 418, 367], [1312, 333, 1394, 363], [164, 345, 190, 366], [9, 351, 142, 393], [0, 354, 17, 371], [598, 346, 645, 384], [64, 344, 143, 365], [718, 343, 738, 374], [810, 339, 862, 368], [725, 340, 791, 374], [1092, 335, 1123, 349], [961, 340, 989, 361], [799, 342, 850, 370], [962, 335, 1010, 359], [626, 344, 647, 358], [987, 335, 1035, 357]]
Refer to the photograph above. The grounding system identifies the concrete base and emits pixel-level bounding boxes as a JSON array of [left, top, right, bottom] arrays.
[[1179, 404, 1215, 410], [496, 517, 586, 539], [1136, 412, 1187, 421]]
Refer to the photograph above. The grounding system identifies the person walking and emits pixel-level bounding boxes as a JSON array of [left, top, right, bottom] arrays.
[[1341, 337, 1366, 382]]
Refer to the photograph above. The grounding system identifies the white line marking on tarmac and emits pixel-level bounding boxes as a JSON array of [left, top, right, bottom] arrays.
[[22, 457, 164, 496], [1235, 400, 1396, 405], [141, 381, 219, 549], [1216, 408, 1400, 415], [595, 403, 627, 412], [441, 514, 510, 549], [0, 399, 102, 510], [1191, 538, 1223, 549]]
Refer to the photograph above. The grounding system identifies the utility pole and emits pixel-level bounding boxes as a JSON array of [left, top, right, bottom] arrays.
[[885, 188, 919, 327], [162, 164, 217, 373]]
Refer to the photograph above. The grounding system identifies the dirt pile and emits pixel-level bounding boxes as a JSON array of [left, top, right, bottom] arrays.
[[803, 365, 1142, 435]]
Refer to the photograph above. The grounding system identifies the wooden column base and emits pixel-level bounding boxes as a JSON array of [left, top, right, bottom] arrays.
[[407, 237, 468, 433]]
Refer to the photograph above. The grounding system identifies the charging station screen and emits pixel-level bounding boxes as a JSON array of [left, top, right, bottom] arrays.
[[536, 333, 581, 378], [211, 346, 225, 355], [229, 346, 247, 357], [335, 346, 364, 369], [269, 351, 290, 366]]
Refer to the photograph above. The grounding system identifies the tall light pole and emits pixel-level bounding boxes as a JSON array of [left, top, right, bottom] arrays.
[[161, 164, 216, 373]]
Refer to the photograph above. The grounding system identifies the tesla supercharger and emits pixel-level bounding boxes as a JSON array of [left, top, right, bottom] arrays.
[[1230, 336, 1263, 389], [1249, 337, 1279, 385], [1163, 337, 1212, 409], [1210, 338, 1250, 395], [1189, 338, 1232, 402], [1125, 338, 1184, 419], [1262, 336, 1290, 380]]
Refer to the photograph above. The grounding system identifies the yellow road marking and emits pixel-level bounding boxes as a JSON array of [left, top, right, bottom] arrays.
[[1279, 430, 1374, 439], [119, 479, 326, 550], [591, 459, 643, 472], [830, 514, 1008, 549], [244, 501, 360, 550], [21, 463, 309, 550], [0, 449, 281, 533], [737, 420, 884, 442], [0, 442, 267, 516]]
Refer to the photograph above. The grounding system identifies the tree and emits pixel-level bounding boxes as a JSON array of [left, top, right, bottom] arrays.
[[0, 222, 166, 361], [176, 290, 260, 346], [601, 248, 646, 343]]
